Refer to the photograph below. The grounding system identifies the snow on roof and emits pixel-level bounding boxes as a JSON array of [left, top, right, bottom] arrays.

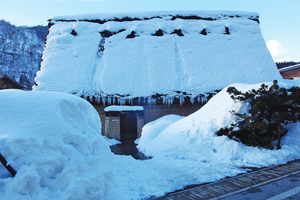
[[279, 63, 300, 72], [34, 11, 282, 105], [49, 10, 260, 24], [104, 105, 144, 112]]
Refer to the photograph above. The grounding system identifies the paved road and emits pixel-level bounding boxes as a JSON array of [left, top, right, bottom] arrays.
[[155, 160, 300, 200], [219, 171, 300, 200]]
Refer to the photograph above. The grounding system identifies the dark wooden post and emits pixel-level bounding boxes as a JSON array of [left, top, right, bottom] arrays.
[[0, 153, 16, 177], [277, 121, 281, 150]]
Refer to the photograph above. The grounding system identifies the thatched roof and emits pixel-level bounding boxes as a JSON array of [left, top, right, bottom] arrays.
[[34, 11, 282, 105]]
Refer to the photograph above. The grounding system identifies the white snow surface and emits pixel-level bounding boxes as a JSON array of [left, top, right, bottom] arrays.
[[138, 80, 300, 166], [0, 90, 116, 199], [50, 10, 259, 22], [34, 11, 282, 103], [2, 81, 300, 200], [103, 136, 121, 146], [137, 114, 184, 152]]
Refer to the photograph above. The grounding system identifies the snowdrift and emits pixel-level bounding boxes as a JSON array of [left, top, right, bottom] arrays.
[[2, 81, 300, 199], [0, 90, 116, 199], [34, 11, 282, 104], [137, 114, 184, 152], [138, 81, 300, 167]]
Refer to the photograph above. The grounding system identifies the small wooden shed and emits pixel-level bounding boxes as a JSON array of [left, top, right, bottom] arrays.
[[104, 106, 144, 141]]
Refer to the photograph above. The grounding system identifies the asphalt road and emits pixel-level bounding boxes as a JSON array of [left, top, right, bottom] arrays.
[[156, 160, 300, 200], [219, 171, 300, 200]]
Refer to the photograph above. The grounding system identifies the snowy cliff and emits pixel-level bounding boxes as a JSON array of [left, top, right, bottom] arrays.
[[0, 20, 48, 90], [34, 11, 282, 104]]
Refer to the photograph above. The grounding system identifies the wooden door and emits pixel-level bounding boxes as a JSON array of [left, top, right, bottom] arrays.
[[120, 112, 137, 141]]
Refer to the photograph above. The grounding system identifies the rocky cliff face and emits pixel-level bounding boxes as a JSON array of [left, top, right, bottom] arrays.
[[0, 20, 48, 90]]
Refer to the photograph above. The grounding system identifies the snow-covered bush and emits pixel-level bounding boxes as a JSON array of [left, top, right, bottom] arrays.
[[138, 81, 300, 168], [0, 90, 116, 199], [217, 80, 300, 149]]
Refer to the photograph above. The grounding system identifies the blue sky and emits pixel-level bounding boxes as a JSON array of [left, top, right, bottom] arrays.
[[1, 0, 299, 62]]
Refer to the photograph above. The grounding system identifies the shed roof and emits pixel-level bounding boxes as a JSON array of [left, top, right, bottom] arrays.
[[104, 106, 144, 112]]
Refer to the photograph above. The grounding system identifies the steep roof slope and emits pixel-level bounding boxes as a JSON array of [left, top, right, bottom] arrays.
[[33, 11, 282, 104]]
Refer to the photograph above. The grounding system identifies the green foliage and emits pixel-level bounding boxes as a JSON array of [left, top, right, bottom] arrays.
[[216, 80, 300, 149]]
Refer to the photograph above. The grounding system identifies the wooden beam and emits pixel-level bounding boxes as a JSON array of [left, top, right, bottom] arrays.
[[0, 153, 16, 177]]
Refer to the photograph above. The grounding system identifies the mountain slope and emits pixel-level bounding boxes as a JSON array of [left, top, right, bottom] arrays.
[[0, 20, 48, 90]]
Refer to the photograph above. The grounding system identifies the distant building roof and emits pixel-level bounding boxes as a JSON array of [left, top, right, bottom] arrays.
[[0, 75, 24, 90], [278, 64, 300, 73]]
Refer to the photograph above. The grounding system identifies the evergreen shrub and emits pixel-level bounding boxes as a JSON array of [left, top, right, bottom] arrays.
[[216, 80, 300, 149]]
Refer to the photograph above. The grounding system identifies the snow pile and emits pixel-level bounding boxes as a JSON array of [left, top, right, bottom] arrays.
[[138, 80, 300, 167], [34, 11, 282, 103], [2, 81, 300, 199], [137, 114, 184, 152], [0, 90, 116, 199], [103, 136, 121, 146]]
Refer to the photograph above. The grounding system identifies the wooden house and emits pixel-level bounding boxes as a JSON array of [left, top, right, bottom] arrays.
[[0, 75, 24, 90], [33, 11, 282, 141], [279, 64, 300, 80]]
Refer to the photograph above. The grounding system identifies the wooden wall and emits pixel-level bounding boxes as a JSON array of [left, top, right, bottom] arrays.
[[280, 68, 300, 80], [93, 102, 203, 140]]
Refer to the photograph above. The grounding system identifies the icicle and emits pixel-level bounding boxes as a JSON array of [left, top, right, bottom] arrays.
[[179, 95, 185, 106], [112, 97, 116, 105], [197, 96, 200, 104], [147, 98, 151, 108], [96, 95, 100, 104], [102, 97, 106, 106], [200, 96, 207, 104], [190, 96, 194, 105], [203, 96, 207, 104], [106, 97, 110, 105], [119, 98, 125, 105]]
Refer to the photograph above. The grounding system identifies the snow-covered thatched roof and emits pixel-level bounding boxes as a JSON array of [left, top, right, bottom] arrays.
[[33, 11, 282, 105]]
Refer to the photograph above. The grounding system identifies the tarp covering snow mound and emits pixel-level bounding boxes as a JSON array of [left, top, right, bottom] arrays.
[[34, 11, 282, 103], [138, 81, 300, 167], [0, 90, 116, 199]]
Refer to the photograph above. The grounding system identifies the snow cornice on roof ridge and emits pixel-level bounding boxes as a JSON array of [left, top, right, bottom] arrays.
[[48, 10, 260, 26]]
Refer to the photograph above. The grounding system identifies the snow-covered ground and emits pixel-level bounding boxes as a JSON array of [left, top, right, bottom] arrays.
[[0, 90, 116, 199], [1, 81, 300, 199]]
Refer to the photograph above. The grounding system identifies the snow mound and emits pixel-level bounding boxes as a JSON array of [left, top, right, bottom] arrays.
[[138, 81, 300, 168], [137, 114, 184, 152], [0, 90, 116, 199]]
